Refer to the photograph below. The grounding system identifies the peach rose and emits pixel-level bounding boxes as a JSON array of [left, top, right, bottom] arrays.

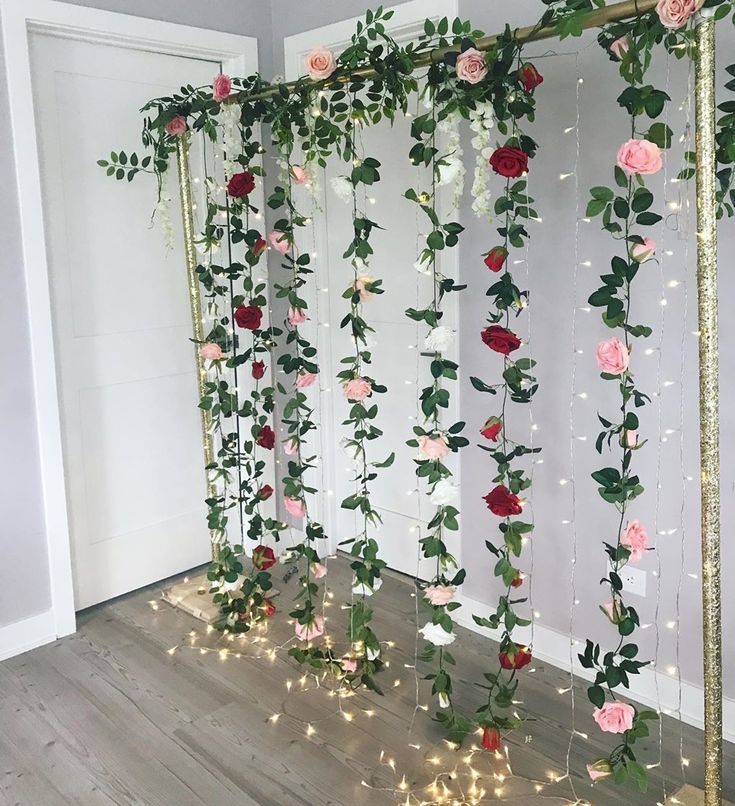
[[610, 36, 630, 60], [165, 115, 187, 136], [587, 759, 613, 782], [621, 519, 649, 562], [631, 237, 657, 262], [424, 584, 456, 606], [656, 0, 703, 29], [283, 438, 298, 456], [212, 73, 232, 102], [199, 342, 223, 360], [296, 370, 317, 388], [295, 615, 324, 641], [354, 276, 375, 301], [622, 429, 638, 448], [456, 47, 487, 84], [284, 496, 306, 518], [617, 138, 662, 175], [343, 378, 372, 401], [288, 307, 308, 326], [291, 165, 308, 184], [311, 562, 327, 579], [596, 337, 629, 375], [601, 598, 623, 624], [593, 701, 635, 734], [418, 434, 450, 461], [269, 230, 289, 254], [305, 46, 336, 80]]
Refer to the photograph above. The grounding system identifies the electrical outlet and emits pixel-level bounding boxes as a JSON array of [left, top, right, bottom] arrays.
[[608, 563, 647, 597]]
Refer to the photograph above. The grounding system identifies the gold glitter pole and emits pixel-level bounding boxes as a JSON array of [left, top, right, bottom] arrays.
[[175, 135, 220, 562], [694, 13, 721, 805]]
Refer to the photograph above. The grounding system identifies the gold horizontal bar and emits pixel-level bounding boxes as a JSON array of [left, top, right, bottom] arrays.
[[235, 0, 658, 104]]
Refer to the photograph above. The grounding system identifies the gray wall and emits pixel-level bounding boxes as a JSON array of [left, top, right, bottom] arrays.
[[2, 0, 731, 706]]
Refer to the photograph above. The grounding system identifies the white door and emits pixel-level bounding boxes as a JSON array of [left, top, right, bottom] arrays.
[[29, 33, 234, 609], [285, 0, 460, 580]]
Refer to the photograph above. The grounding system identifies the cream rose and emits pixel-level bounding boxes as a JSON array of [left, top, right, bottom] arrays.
[[419, 621, 456, 647]]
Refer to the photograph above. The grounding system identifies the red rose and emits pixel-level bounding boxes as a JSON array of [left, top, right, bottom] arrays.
[[510, 571, 524, 588], [481, 325, 521, 355], [484, 246, 508, 273], [227, 171, 255, 198], [235, 305, 262, 331], [252, 360, 266, 379], [519, 63, 543, 92], [483, 484, 522, 517], [499, 643, 532, 670], [256, 425, 275, 450], [489, 146, 529, 179], [258, 484, 274, 501], [252, 544, 276, 570], [481, 416, 502, 441], [482, 726, 501, 751], [263, 598, 276, 616], [254, 237, 267, 256]]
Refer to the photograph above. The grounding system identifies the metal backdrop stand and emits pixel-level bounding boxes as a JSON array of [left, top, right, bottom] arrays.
[[173, 2, 722, 799]]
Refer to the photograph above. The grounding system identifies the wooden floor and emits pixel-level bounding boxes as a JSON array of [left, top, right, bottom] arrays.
[[1, 556, 732, 805]]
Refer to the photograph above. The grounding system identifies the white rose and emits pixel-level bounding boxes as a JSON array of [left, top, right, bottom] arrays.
[[438, 691, 451, 709], [437, 156, 462, 186], [352, 577, 383, 596], [424, 326, 454, 353], [430, 478, 459, 506], [419, 621, 456, 647], [414, 258, 431, 275], [353, 257, 370, 272], [213, 575, 243, 593], [367, 645, 381, 661], [330, 175, 353, 203]]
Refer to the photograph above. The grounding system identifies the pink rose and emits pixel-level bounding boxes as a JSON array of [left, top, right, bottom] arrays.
[[631, 237, 657, 262], [296, 370, 318, 388], [622, 429, 638, 448], [456, 47, 488, 84], [269, 231, 289, 254], [212, 73, 232, 103], [304, 46, 336, 81], [311, 562, 327, 579], [424, 584, 456, 606], [354, 276, 375, 301], [199, 342, 223, 360], [341, 657, 358, 673], [418, 434, 450, 461], [291, 165, 308, 184], [284, 496, 306, 518], [295, 615, 324, 642], [610, 36, 630, 60], [587, 760, 613, 782], [165, 115, 187, 136], [601, 598, 623, 624], [621, 519, 649, 562], [617, 138, 662, 176], [288, 307, 308, 326], [596, 337, 629, 375], [593, 701, 635, 734], [283, 438, 298, 456], [656, 0, 703, 29], [343, 378, 372, 401]]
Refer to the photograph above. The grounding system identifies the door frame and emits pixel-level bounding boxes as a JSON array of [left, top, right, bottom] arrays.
[[1, 0, 258, 641], [283, 0, 461, 560]]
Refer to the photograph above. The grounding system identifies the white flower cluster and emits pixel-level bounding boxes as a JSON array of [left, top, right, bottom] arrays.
[[437, 109, 465, 212], [469, 102, 496, 221], [219, 101, 242, 178], [330, 174, 353, 203], [155, 171, 174, 251]]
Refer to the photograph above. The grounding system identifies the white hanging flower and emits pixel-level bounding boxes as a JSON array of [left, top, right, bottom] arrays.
[[219, 101, 242, 178], [430, 478, 459, 506], [424, 326, 454, 353], [352, 577, 383, 596], [438, 691, 451, 709], [330, 174, 353, 203], [419, 621, 456, 647], [437, 155, 462, 186], [154, 170, 174, 251], [469, 102, 496, 221]]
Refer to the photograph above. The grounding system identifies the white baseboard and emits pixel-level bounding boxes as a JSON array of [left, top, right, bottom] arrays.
[[455, 592, 735, 744], [0, 609, 57, 662]]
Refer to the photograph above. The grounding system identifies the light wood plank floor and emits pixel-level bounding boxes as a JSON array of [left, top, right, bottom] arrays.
[[1, 556, 732, 805]]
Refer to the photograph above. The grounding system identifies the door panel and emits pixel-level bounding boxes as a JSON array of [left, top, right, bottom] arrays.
[[30, 34, 222, 609]]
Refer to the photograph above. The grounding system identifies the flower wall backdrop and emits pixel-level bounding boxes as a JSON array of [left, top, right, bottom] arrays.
[[101, 0, 735, 793]]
